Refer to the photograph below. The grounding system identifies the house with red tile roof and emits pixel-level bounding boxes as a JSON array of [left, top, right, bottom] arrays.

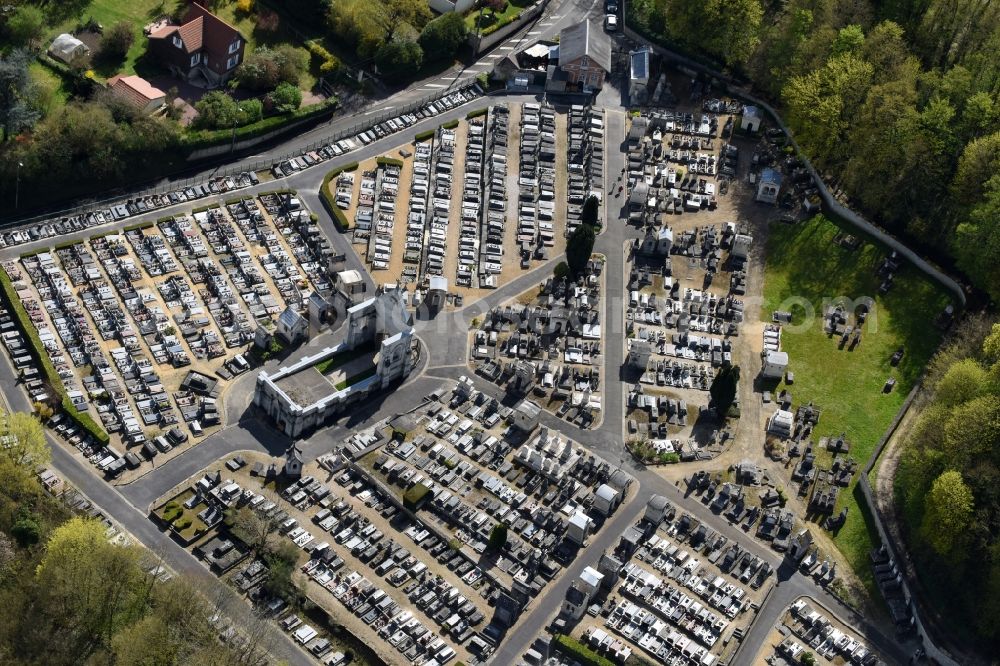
[[107, 75, 167, 114], [147, 1, 245, 88]]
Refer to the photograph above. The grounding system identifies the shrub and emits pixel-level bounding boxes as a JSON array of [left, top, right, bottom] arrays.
[[415, 129, 435, 142], [99, 21, 135, 62], [12, 514, 41, 546], [236, 0, 254, 13], [268, 82, 302, 113], [441, 119, 460, 130], [553, 634, 616, 666], [306, 41, 340, 75], [466, 108, 488, 119], [6, 5, 45, 48], [235, 45, 308, 91], [419, 12, 469, 61], [319, 165, 357, 230], [375, 39, 423, 81], [376, 156, 403, 168], [256, 8, 280, 33], [174, 517, 192, 530]]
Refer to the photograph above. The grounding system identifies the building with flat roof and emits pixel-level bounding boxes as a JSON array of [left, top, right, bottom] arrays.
[[254, 287, 416, 437]]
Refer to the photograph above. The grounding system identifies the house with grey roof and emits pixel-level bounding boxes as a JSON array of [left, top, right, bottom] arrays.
[[553, 21, 612, 92]]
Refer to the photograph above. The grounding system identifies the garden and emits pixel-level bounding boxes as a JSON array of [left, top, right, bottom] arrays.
[[154, 489, 211, 544]]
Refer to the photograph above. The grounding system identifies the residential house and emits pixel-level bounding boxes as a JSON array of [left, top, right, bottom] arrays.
[[148, 2, 246, 88]]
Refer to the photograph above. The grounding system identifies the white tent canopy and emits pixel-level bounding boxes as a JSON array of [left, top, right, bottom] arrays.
[[48, 34, 90, 64]]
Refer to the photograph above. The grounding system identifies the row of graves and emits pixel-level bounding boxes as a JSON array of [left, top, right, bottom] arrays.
[[364, 157, 403, 273], [626, 110, 740, 222], [398, 140, 432, 283], [352, 168, 378, 239], [2, 172, 259, 250], [766, 401, 859, 532], [567, 493, 771, 665], [779, 599, 890, 666], [478, 105, 510, 287], [422, 124, 457, 280], [277, 464, 494, 663], [364, 379, 630, 605], [16, 250, 181, 457], [455, 112, 487, 288], [565, 105, 605, 237], [516, 102, 558, 265], [473, 262, 604, 428]]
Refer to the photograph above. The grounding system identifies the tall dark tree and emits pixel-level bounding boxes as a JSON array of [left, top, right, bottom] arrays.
[[709, 364, 740, 417], [565, 223, 596, 277]]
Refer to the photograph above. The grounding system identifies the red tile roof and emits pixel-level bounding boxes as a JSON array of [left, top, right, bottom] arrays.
[[149, 2, 242, 55], [107, 75, 167, 108]]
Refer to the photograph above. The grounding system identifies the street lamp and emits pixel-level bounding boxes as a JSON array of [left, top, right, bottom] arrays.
[[15, 162, 23, 210], [230, 106, 245, 153]]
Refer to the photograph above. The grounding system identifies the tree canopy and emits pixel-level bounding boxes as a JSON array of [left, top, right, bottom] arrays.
[[566, 223, 596, 277], [709, 364, 740, 417]]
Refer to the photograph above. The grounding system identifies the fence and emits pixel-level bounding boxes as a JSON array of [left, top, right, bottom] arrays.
[[3, 80, 481, 231]]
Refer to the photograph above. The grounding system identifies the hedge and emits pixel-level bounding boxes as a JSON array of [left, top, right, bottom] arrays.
[[376, 156, 404, 168], [414, 129, 435, 142], [53, 239, 82, 251], [157, 216, 175, 224], [441, 119, 460, 130], [0, 268, 109, 445], [305, 39, 341, 75], [482, 11, 522, 35], [123, 221, 154, 232], [183, 99, 338, 149], [553, 635, 616, 666], [190, 205, 216, 214], [260, 189, 297, 197], [319, 167, 355, 231], [466, 108, 488, 119]]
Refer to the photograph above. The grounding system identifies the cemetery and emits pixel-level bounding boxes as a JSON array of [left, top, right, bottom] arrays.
[[328, 102, 606, 310], [0, 190, 346, 480], [471, 255, 605, 428], [759, 214, 952, 581], [356, 378, 633, 604], [550, 493, 773, 665], [752, 598, 890, 666]]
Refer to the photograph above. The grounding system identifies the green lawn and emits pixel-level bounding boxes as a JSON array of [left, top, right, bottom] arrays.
[[315, 341, 378, 375], [761, 215, 951, 598], [49, 0, 183, 79], [29, 62, 70, 114], [465, 0, 536, 32]]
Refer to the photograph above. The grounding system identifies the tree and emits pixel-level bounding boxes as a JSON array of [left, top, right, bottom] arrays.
[[934, 358, 987, 406], [921, 470, 974, 557], [263, 540, 301, 604], [6, 5, 46, 49], [0, 49, 42, 141], [11, 513, 41, 546], [709, 364, 740, 417], [3, 411, 50, 467], [553, 261, 570, 280], [419, 13, 469, 61], [34, 517, 148, 655], [801, 652, 816, 666], [581, 195, 600, 227], [235, 45, 308, 91], [193, 91, 260, 129], [99, 21, 135, 62], [488, 522, 508, 551], [268, 81, 302, 113], [565, 223, 596, 276], [229, 500, 280, 552], [375, 39, 424, 81], [830, 25, 865, 56]]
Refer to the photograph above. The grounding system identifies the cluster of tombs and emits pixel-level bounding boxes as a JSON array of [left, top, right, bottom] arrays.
[[473, 260, 604, 428], [765, 402, 858, 529]]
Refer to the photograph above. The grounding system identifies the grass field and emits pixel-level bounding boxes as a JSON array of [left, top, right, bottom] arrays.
[[761, 214, 951, 597], [50, 0, 183, 79]]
